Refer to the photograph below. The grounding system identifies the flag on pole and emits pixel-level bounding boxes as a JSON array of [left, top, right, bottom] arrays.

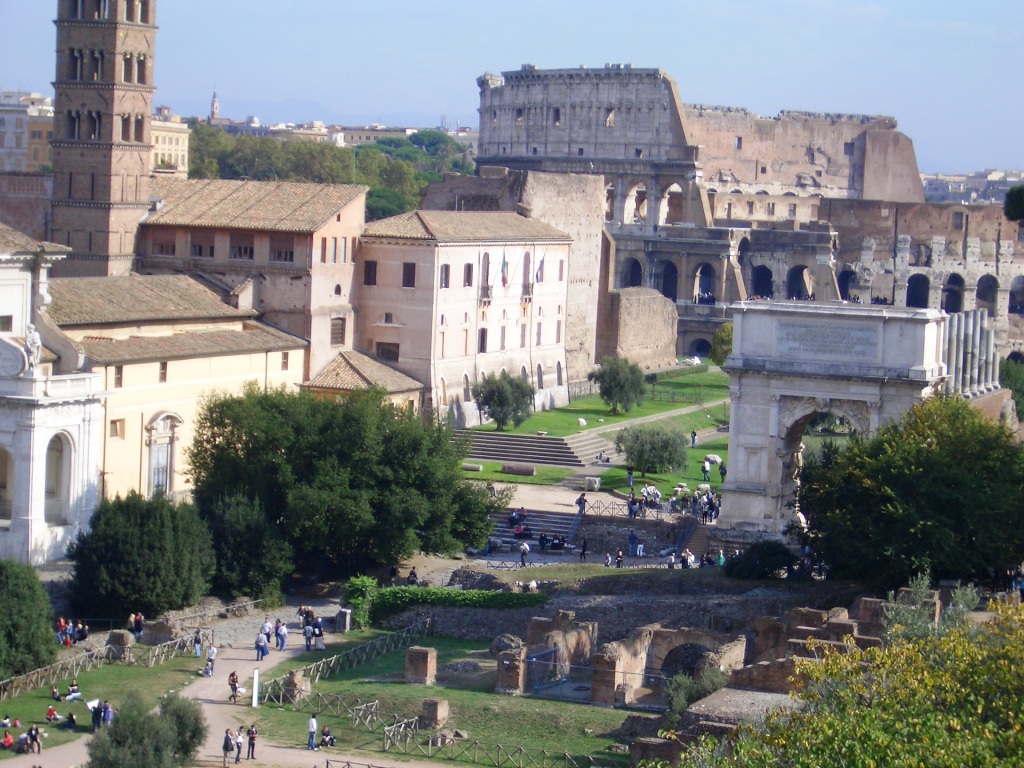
[[500, 254, 508, 287], [534, 255, 545, 283]]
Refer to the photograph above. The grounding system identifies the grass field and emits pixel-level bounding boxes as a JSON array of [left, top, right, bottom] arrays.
[[461, 461, 575, 486], [253, 636, 649, 762], [0, 653, 201, 759], [599, 435, 730, 494], [470, 370, 730, 438]]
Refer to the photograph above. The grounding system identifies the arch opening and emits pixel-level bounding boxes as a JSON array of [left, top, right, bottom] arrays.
[[44, 434, 71, 526], [786, 265, 814, 300], [689, 338, 712, 358], [751, 265, 774, 298], [906, 274, 930, 309], [622, 257, 643, 288], [657, 261, 679, 302], [976, 274, 999, 317], [943, 273, 965, 313], [693, 263, 716, 304], [838, 269, 858, 302]]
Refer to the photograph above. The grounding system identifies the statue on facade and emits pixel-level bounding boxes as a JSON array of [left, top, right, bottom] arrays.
[[24, 323, 42, 374]]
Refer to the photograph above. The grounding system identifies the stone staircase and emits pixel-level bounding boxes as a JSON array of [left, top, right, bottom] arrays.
[[563, 431, 623, 466], [680, 521, 711, 558], [458, 430, 583, 467], [487, 509, 580, 551]]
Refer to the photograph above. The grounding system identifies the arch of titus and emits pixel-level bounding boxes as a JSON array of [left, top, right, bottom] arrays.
[[718, 302, 955, 534]]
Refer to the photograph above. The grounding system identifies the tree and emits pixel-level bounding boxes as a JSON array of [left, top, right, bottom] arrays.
[[206, 494, 292, 601], [0, 559, 56, 678], [86, 692, 207, 768], [187, 386, 499, 576], [709, 322, 733, 366], [614, 425, 687, 476], [797, 396, 1024, 592], [1004, 184, 1024, 222], [67, 492, 215, 618], [673, 601, 1024, 768], [587, 357, 645, 414], [366, 187, 413, 220], [472, 371, 535, 430], [999, 356, 1024, 417]]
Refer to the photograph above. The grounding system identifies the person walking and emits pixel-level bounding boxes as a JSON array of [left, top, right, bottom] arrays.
[[246, 723, 258, 760], [578, 538, 588, 562], [255, 631, 268, 661], [228, 671, 239, 704], [690, 430, 697, 447], [307, 714, 319, 751], [702, 458, 711, 482], [519, 540, 530, 568], [234, 727, 243, 763], [207, 644, 218, 672], [576, 493, 586, 516], [615, 549, 624, 568], [194, 629, 202, 658], [276, 621, 288, 651], [719, 463, 727, 483]]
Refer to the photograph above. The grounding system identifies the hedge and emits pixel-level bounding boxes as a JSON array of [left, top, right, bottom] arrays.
[[369, 586, 549, 622], [655, 364, 710, 381]]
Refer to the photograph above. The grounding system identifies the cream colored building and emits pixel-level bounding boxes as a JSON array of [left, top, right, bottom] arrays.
[[304, 349, 424, 411], [359, 211, 572, 426], [151, 107, 190, 176], [1, 220, 306, 564]]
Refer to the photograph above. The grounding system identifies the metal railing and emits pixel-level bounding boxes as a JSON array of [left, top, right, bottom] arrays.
[[584, 498, 664, 520], [259, 619, 430, 705]]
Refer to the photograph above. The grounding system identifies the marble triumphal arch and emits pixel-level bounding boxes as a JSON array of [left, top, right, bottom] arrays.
[[718, 302, 950, 534]]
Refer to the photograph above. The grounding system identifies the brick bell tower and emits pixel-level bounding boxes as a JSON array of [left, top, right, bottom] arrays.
[[50, 0, 157, 276]]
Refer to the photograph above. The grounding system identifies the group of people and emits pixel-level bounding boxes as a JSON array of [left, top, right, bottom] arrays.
[[537, 533, 568, 552], [665, 548, 731, 569], [128, 612, 145, 640], [1, 721, 41, 754], [626, 485, 662, 518], [54, 617, 89, 647], [221, 724, 258, 765]]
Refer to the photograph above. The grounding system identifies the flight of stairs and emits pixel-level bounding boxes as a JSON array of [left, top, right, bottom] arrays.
[[486, 509, 580, 551], [458, 431, 583, 467]]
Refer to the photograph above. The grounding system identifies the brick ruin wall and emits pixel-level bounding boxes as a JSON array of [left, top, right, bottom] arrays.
[[597, 287, 677, 368]]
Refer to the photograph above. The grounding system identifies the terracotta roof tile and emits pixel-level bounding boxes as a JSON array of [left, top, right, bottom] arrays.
[[363, 211, 570, 243], [0, 221, 71, 255], [306, 350, 423, 394], [145, 177, 367, 233], [47, 275, 255, 326], [77, 322, 304, 365]]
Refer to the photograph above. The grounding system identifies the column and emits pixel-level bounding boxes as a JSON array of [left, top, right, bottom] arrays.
[[768, 393, 780, 438], [986, 324, 997, 391], [969, 310, 983, 395], [960, 311, 973, 394], [950, 312, 963, 395], [945, 313, 957, 395]]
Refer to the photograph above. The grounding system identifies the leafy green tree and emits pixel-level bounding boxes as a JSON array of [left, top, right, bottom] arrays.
[[614, 425, 687, 476], [67, 492, 215, 618], [1004, 184, 1024, 222], [86, 692, 207, 768], [663, 669, 729, 727], [673, 601, 1024, 768], [344, 575, 379, 629], [881, 569, 978, 643], [999, 357, 1024, 417], [709, 322, 733, 366], [366, 187, 413, 220], [187, 386, 498, 575], [797, 396, 1024, 592], [206, 494, 292, 601], [588, 357, 645, 414], [0, 559, 56, 678], [472, 371, 535, 430], [723, 541, 796, 580]]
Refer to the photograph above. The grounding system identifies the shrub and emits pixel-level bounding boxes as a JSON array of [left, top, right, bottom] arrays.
[[723, 541, 796, 580], [344, 575, 379, 629], [664, 669, 729, 726], [0, 559, 56, 678], [85, 692, 207, 768], [368, 586, 549, 622]]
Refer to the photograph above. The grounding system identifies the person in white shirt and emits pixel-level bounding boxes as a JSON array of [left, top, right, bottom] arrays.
[[308, 714, 318, 750]]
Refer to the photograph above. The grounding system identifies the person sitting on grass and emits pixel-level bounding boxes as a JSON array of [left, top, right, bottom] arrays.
[[45, 706, 60, 723], [62, 712, 77, 730], [1, 730, 13, 749], [320, 725, 336, 747], [65, 680, 81, 701]]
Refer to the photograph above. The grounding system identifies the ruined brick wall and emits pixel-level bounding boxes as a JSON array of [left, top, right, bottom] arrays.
[[685, 106, 923, 204], [599, 287, 677, 368], [421, 169, 605, 381], [0, 173, 52, 241], [524, 610, 597, 666]]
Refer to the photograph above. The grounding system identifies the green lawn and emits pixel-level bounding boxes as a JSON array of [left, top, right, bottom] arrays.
[[649, 370, 731, 403], [254, 637, 648, 761], [599, 435, 730, 495], [461, 462, 574, 486], [0, 653, 201, 759]]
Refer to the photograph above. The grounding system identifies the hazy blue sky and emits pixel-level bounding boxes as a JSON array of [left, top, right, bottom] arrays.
[[1, 0, 1019, 173]]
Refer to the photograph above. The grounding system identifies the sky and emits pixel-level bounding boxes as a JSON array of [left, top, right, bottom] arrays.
[[0, 0, 1020, 174]]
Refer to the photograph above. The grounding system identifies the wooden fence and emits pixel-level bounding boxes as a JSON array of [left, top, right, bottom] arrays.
[[0, 627, 214, 702], [259, 619, 430, 705]]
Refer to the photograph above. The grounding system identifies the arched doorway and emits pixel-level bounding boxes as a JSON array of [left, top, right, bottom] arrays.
[[44, 434, 70, 526], [623, 257, 643, 287], [437, 378, 448, 407], [462, 374, 471, 403], [658, 261, 679, 302], [786, 265, 813, 300], [660, 643, 714, 679], [623, 183, 648, 223], [906, 274, 930, 308], [838, 269, 857, 301], [659, 182, 684, 225], [689, 338, 712, 358], [943, 273, 965, 313], [976, 274, 998, 317], [693, 263, 716, 303], [536, 363, 544, 390], [751, 265, 774, 298]]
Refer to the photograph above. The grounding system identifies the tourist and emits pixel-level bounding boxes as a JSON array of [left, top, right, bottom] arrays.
[[0, 730, 11, 750], [133, 613, 144, 640], [719, 463, 727, 483], [320, 724, 336, 747], [627, 466, 634, 488], [246, 724, 258, 760], [313, 617, 326, 651], [261, 617, 273, 648], [194, 629, 203, 658], [628, 529, 637, 557], [538, 532, 549, 552], [27, 723, 41, 754], [222, 728, 235, 767], [90, 702, 102, 732], [45, 706, 60, 723], [636, 540, 645, 558], [690, 430, 697, 447], [519, 540, 530, 567], [604, 552, 612, 567], [276, 620, 288, 651], [615, 549, 624, 568], [234, 727, 243, 763], [304, 621, 314, 651], [307, 713, 319, 751], [62, 712, 77, 730], [702, 459, 711, 482], [578, 538, 588, 562], [228, 671, 239, 703], [576, 492, 587, 516], [207, 644, 218, 672], [666, 552, 676, 569], [50, 686, 60, 702], [65, 680, 81, 701]]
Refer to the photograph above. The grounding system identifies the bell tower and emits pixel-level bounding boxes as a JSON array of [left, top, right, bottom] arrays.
[[50, 0, 157, 276]]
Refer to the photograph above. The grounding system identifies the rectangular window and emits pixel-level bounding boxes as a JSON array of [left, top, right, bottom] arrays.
[[281, 351, 289, 371], [402, 262, 416, 288], [321, 237, 327, 264], [952, 211, 965, 230], [463, 263, 474, 287], [477, 328, 488, 353], [439, 264, 450, 289], [230, 233, 254, 260], [330, 317, 347, 345], [605, 108, 615, 127], [788, 204, 798, 217], [377, 342, 399, 362], [556, 319, 562, 344], [515, 108, 523, 126], [766, 202, 776, 216], [500, 326, 506, 351], [158, 361, 167, 383], [735, 136, 743, 150], [331, 237, 338, 263], [339, 237, 347, 263], [109, 419, 125, 439], [463, 329, 468, 355], [114, 365, 123, 388], [553, 108, 561, 125], [520, 324, 527, 348], [270, 242, 294, 263], [0, 316, 12, 332], [536, 322, 542, 345], [746, 201, 754, 216], [844, 141, 855, 156], [363, 260, 377, 286]]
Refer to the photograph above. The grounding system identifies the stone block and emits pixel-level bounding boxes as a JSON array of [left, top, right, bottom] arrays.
[[406, 646, 437, 685], [495, 646, 527, 695], [854, 597, 884, 623], [501, 464, 536, 476], [631, 737, 683, 768], [461, 463, 484, 472], [420, 697, 449, 729], [585, 476, 601, 491]]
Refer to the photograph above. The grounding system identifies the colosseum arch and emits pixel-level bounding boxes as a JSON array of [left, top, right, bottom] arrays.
[[621, 257, 643, 288], [906, 273, 930, 308], [751, 264, 774, 298], [943, 273, 965, 313], [976, 274, 999, 317], [655, 260, 679, 302]]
